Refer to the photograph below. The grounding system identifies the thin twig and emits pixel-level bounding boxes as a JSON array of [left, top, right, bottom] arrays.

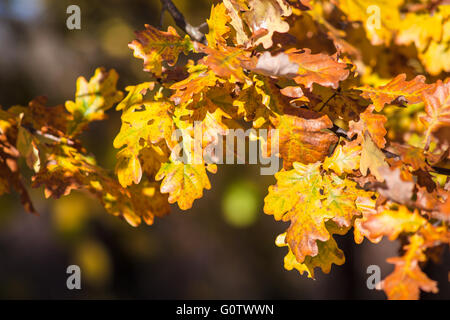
[[198, 22, 208, 30], [159, 0, 206, 43], [21, 124, 75, 146], [159, 2, 166, 29], [318, 92, 337, 112]]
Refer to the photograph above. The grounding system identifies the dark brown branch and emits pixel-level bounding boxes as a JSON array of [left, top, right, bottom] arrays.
[[159, 0, 206, 43], [431, 166, 450, 176], [329, 124, 450, 176]]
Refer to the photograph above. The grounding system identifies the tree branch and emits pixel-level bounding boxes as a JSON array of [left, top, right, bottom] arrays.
[[159, 0, 206, 43], [21, 123, 75, 146]]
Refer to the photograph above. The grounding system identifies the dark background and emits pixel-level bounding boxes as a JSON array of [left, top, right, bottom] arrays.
[[0, 0, 448, 299]]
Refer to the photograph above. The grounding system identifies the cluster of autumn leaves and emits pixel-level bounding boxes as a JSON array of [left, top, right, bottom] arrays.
[[0, 0, 449, 299]]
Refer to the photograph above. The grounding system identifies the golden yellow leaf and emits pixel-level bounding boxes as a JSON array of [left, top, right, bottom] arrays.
[[65, 68, 123, 135], [206, 3, 231, 48], [264, 162, 371, 263], [323, 140, 361, 175], [156, 161, 216, 210]]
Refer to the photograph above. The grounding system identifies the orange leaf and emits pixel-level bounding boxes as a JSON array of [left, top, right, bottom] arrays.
[[358, 74, 433, 112], [382, 235, 438, 300], [195, 42, 250, 83], [287, 49, 349, 89], [349, 105, 387, 149], [421, 80, 450, 149]]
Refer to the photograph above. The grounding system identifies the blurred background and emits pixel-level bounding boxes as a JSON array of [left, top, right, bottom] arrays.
[[0, 0, 448, 299]]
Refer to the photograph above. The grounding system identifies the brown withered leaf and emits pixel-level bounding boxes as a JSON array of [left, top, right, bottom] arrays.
[[290, 0, 312, 10], [414, 186, 439, 211], [414, 170, 437, 193], [9, 97, 70, 138]]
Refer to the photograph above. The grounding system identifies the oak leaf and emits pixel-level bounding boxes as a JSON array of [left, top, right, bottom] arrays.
[[348, 105, 387, 149], [264, 162, 370, 263], [206, 3, 231, 48], [311, 85, 370, 122], [129, 25, 193, 76], [286, 49, 349, 89], [195, 43, 250, 83], [269, 108, 338, 168], [223, 0, 250, 46], [382, 234, 438, 300], [32, 144, 167, 226], [0, 121, 36, 214], [359, 131, 388, 182], [376, 167, 415, 204], [113, 100, 174, 187], [323, 139, 361, 175], [155, 161, 216, 210], [420, 80, 450, 149], [65, 68, 123, 136], [276, 231, 345, 279], [358, 74, 433, 112], [242, 0, 292, 49], [354, 205, 426, 244], [252, 51, 300, 78], [170, 62, 218, 106]]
